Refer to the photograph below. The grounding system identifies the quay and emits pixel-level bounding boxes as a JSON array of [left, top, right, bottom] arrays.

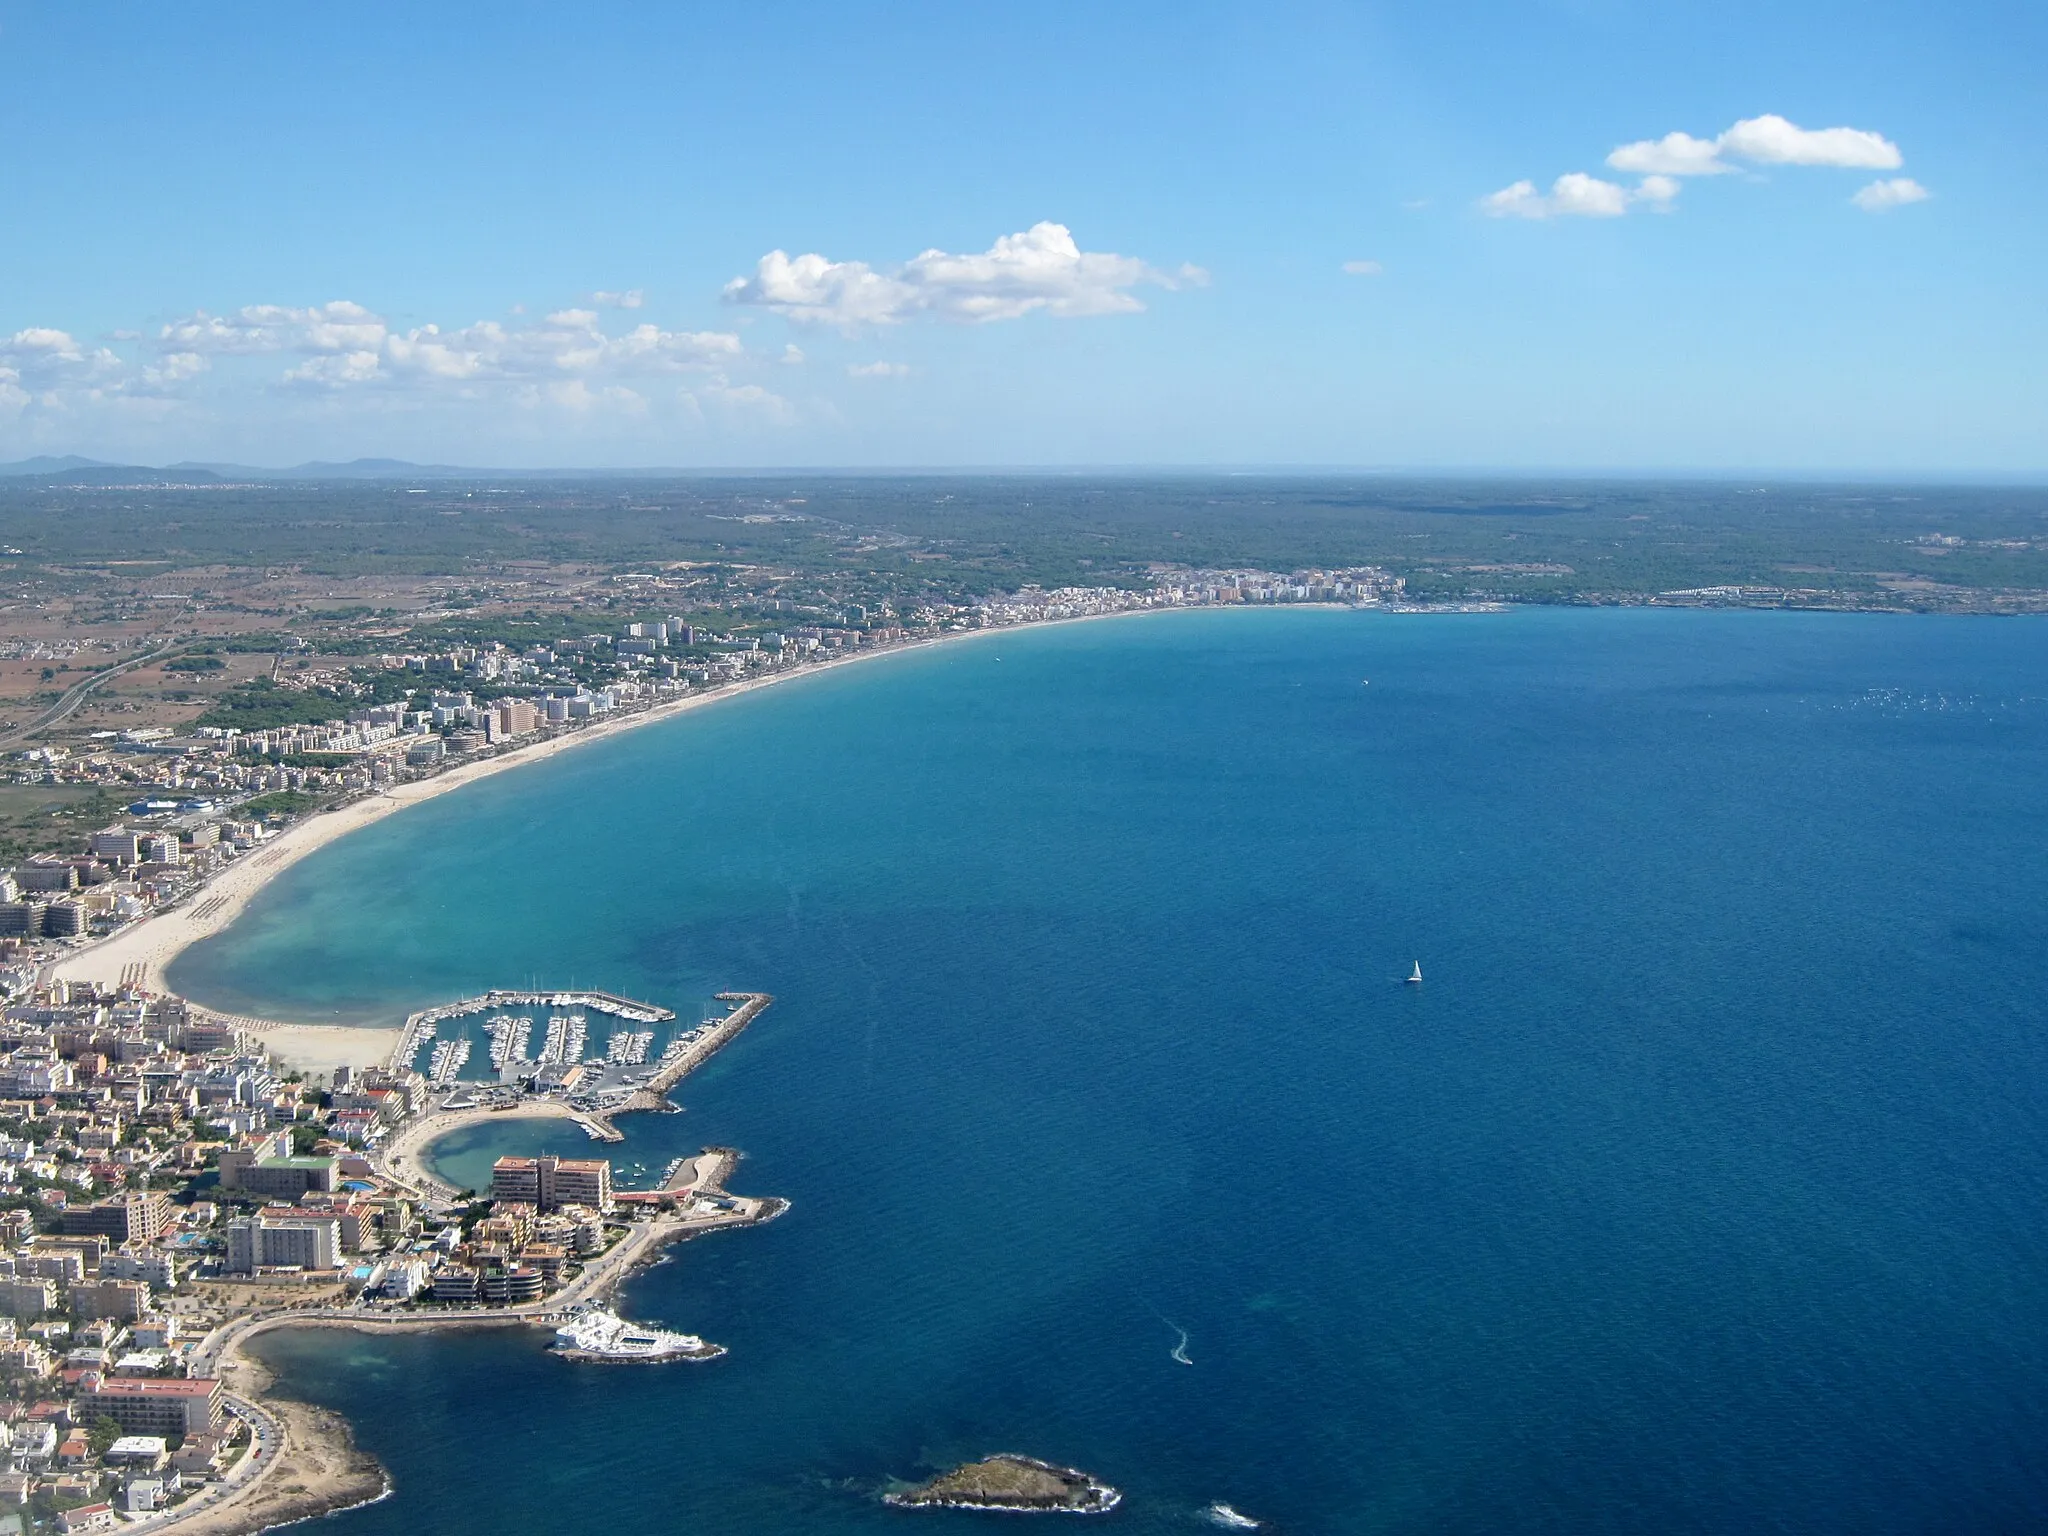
[[627, 991, 773, 1108]]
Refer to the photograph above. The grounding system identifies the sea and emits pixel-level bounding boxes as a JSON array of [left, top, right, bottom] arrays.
[[167, 607, 2048, 1534]]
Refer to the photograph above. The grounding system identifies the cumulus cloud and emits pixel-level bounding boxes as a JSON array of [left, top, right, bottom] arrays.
[[1481, 172, 1671, 220], [847, 361, 909, 378], [145, 300, 747, 395], [1606, 131, 1731, 178], [1851, 177, 1931, 211], [591, 289, 645, 309], [1499, 114, 1915, 218], [0, 329, 133, 416], [160, 301, 386, 356], [724, 222, 1193, 329], [1607, 115, 1904, 181], [1341, 260, 1383, 277], [1634, 174, 1681, 210], [1718, 115, 1901, 169]]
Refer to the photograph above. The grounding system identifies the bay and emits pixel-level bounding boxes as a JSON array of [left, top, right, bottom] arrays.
[[176, 608, 2048, 1533]]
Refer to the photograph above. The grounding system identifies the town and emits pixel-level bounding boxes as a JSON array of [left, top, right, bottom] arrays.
[[0, 975, 780, 1532]]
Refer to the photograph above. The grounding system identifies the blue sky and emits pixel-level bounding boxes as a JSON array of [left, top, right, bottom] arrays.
[[1, 1, 2040, 471]]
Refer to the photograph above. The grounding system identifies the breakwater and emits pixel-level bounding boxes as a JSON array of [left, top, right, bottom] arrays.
[[624, 992, 773, 1110]]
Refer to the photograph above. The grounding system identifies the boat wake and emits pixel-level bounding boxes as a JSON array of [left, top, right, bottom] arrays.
[[1206, 1503, 1260, 1529], [1167, 1321, 1193, 1366]]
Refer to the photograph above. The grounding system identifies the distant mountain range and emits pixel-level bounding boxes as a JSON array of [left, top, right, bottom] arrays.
[[0, 455, 523, 483]]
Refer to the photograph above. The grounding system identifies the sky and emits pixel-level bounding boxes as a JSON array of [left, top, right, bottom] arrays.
[[0, 1, 2042, 473]]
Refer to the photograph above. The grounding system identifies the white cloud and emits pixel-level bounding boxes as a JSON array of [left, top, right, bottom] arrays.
[[1851, 176, 1931, 211], [282, 351, 383, 388], [725, 251, 913, 329], [847, 361, 909, 378], [1551, 173, 1632, 217], [591, 289, 645, 309], [160, 301, 385, 356], [1341, 260, 1383, 277], [538, 380, 646, 415], [1505, 114, 1910, 220], [779, 344, 806, 365], [148, 302, 748, 394], [724, 222, 1191, 329], [0, 328, 126, 391], [1607, 131, 1731, 178], [1633, 175, 1681, 211], [1718, 114, 1901, 169], [1481, 173, 1665, 219]]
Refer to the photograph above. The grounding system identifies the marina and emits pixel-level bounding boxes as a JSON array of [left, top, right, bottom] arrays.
[[388, 987, 768, 1124], [390, 988, 678, 1075]]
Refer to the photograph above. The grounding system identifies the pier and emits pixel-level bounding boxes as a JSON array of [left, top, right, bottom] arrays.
[[625, 992, 773, 1110]]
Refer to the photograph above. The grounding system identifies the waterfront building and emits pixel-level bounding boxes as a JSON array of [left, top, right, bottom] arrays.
[[491, 1154, 612, 1212], [479, 1265, 546, 1304], [224, 1213, 339, 1273], [518, 1243, 566, 1286], [87, 1377, 222, 1437], [431, 1264, 480, 1303], [378, 1259, 429, 1300], [103, 1436, 167, 1469], [42, 902, 88, 939]]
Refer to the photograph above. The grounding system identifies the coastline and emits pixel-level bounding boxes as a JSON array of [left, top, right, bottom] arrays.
[[165, 1153, 777, 1536], [379, 1098, 618, 1197], [47, 608, 1169, 1072]]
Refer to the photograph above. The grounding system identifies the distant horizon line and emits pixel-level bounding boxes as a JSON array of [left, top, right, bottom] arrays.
[[2, 454, 2045, 487]]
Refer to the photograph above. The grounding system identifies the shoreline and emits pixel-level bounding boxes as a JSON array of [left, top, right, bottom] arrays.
[[168, 1158, 777, 1535], [47, 608, 1164, 1070], [380, 1098, 619, 1196]]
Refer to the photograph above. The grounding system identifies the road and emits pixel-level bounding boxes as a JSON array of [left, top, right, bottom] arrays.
[[0, 634, 190, 749]]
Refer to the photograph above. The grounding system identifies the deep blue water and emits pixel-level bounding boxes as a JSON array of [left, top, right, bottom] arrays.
[[175, 609, 2048, 1534]]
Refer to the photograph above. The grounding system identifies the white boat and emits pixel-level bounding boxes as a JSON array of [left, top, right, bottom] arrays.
[[552, 1305, 719, 1362], [1406, 961, 1422, 984]]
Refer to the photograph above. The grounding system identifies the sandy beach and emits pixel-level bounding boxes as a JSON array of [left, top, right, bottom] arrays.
[[378, 1098, 616, 1195]]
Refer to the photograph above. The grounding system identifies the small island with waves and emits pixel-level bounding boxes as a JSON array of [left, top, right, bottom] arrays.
[[884, 1455, 1122, 1515]]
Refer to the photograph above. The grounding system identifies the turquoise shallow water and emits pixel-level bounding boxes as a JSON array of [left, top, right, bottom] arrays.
[[178, 609, 2048, 1533]]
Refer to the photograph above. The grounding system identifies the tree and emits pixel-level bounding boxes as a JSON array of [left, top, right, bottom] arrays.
[[87, 1414, 123, 1456]]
